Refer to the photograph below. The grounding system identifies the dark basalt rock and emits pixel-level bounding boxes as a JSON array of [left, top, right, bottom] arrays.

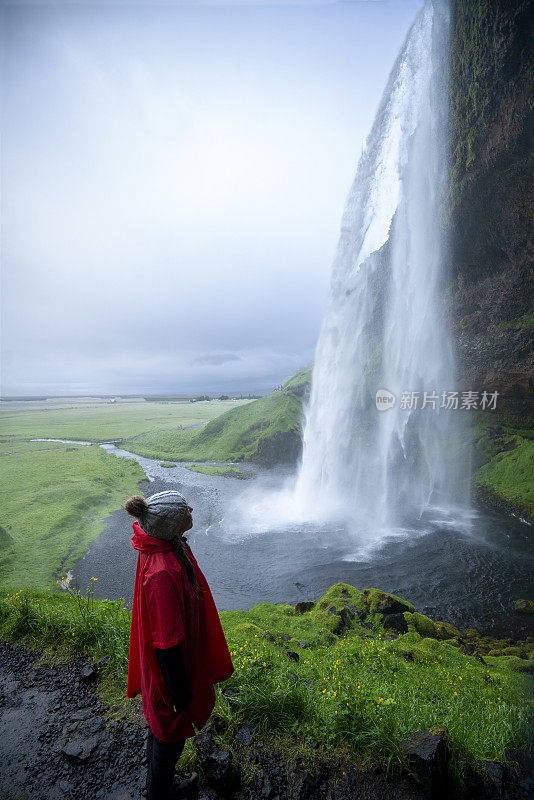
[[399, 727, 451, 795], [194, 714, 240, 793], [222, 687, 241, 708], [234, 721, 257, 747], [80, 663, 97, 682]]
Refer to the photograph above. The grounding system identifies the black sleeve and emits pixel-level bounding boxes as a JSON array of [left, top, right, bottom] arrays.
[[155, 644, 193, 712]]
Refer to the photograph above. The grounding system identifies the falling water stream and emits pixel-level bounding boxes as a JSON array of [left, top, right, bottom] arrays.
[[294, 0, 472, 534]]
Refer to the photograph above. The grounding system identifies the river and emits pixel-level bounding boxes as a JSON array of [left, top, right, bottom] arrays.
[[66, 444, 534, 641]]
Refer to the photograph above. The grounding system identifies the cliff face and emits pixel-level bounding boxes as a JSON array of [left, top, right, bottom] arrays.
[[448, 0, 533, 398]]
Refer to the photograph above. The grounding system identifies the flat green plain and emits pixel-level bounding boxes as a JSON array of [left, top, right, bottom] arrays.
[[0, 440, 145, 591], [0, 398, 252, 591], [0, 397, 251, 442]]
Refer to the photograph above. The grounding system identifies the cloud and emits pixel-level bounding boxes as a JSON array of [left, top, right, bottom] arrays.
[[1, 0, 422, 395], [191, 353, 242, 366]]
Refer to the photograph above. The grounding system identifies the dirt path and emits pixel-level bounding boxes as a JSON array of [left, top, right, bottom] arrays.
[[0, 639, 146, 800]]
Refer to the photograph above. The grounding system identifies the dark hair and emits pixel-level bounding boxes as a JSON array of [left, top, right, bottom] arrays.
[[170, 535, 199, 597]]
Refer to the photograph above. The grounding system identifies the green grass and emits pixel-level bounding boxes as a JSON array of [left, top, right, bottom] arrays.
[[122, 369, 311, 465], [184, 464, 249, 479], [473, 435, 534, 518], [0, 581, 531, 789], [471, 406, 534, 519], [0, 387, 307, 467], [0, 440, 145, 591], [0, 398, 250, 442]]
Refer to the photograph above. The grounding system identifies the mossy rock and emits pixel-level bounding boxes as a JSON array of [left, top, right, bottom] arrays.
[[315, 583, 363, 612], [514, 598, 534, 615], [484, 655, 534, 674], [360, 588, 415, 615], [234, 622, 267, 638], [434, 621, 462, 640], [404, 611, 438, 638], [277, 604, 295, 616], [501, 647, 525, 658], [461, 629, 481, 639]]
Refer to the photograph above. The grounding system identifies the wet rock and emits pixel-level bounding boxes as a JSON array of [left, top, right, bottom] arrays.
[[71, 708, 92, 721], [294, 601, 315, 615], [59, 736, 99, 762], [81, 663, 97, 682], [194, 714, 239, 793], [194, 713, 229, 762], [399, 727, 450, 794], [480, 759, 507, 799], [222, 688, 241, 708], [234, 721, 257, 746], [260, 772, 274, 798], [205, 748, 239, 791], [197, 788, 226, 800]]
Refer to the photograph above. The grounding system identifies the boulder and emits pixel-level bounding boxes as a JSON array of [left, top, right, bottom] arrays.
[[399, 727, 450, 794], [194, 714, 240, 792], [462, 759, 506, 800], [234, 721, 257, 747], [80, 664, 97, 682], [360, 588, 415, 615], [404, 611, 438, 638], [434, 621, 462, 640]]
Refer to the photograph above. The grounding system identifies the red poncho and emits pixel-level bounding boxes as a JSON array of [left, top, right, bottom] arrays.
[[127, 521, 234, 742]]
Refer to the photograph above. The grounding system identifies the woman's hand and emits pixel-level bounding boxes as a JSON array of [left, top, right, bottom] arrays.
[[172, 688, 193, 714]]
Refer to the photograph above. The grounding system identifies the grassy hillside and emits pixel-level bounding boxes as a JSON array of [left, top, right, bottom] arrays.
[[0, 581, 531, 791], [0, 440, 145, 591], [122, 369, 312, 466]]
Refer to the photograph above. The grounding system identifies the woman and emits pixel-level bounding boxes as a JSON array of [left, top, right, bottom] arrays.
[[124, 490, 234, 799]]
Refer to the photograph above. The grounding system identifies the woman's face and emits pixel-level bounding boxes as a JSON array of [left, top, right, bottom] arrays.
[[181, 505, 193, 534]]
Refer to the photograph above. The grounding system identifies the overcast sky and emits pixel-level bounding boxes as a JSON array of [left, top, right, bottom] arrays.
[[1, 0, 422, 397]]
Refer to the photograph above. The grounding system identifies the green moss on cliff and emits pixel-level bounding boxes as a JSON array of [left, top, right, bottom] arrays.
[[470, 405, 534, 519]]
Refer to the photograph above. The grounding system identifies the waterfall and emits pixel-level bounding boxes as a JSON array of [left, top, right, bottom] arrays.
[[293, 0, 472, 532]]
